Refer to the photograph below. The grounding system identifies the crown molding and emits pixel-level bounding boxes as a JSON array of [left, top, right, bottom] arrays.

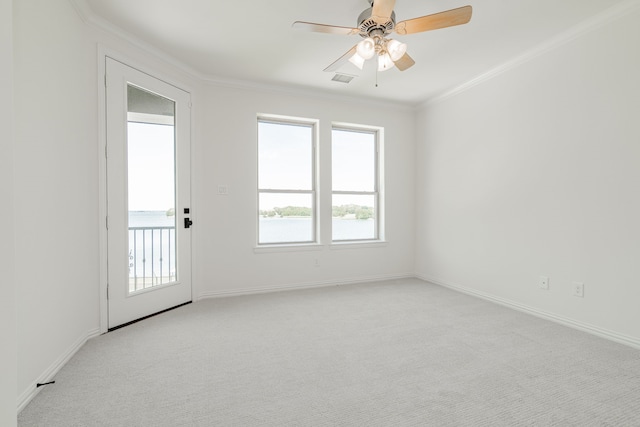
[[68, 0, 413, 112], [69, 0, 209, 82], [70, 0, 640, 112], [419, 0, 640, 110], [68, 0, 91, 23], [199, 73, 415, 112]]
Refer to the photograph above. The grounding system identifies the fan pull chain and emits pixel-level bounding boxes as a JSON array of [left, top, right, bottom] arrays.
[[375, 67, 379, 88]]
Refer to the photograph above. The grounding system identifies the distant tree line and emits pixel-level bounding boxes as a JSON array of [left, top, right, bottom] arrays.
[[260, 206, 311, 218], [260, 204, 373, 220], [331, 204, 373, 220]]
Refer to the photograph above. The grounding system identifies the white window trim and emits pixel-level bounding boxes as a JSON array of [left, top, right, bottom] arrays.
[[257, 114, 319, 247], [331, 123, 385, 244], [330, 241, 388, 250], [253, 243, 324, 254]]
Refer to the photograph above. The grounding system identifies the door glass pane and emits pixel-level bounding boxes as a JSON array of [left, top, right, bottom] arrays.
[[127, 85, 176, 294]]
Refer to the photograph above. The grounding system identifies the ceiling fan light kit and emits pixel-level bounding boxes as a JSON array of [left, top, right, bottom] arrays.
[[356, 38, 376, 59], [386, 39, 407, 62], [293, 0, 472, 74], [351, 36, 408, 72], [378, 52, 395, 72]]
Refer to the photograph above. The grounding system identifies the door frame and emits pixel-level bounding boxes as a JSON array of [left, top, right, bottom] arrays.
[[97, 47, 195, 333]]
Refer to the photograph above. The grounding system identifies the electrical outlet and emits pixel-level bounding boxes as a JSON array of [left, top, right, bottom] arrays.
[[217, 185, 228, 195], [573, 282, 584, 298], [539, 276, 549, 290]]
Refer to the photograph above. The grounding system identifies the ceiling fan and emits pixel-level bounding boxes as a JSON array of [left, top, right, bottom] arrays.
[[293, 0, 472, 73]]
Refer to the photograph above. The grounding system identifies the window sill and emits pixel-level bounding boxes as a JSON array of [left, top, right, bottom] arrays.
[[254, 243, 324, 254], [330, 240, 387, 250]]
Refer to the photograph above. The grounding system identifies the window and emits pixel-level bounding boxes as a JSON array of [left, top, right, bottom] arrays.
[[258, 117, 316, 245], [332, 126, 380, 241]]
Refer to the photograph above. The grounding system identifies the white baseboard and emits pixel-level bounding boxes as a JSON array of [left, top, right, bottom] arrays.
[[197, 273, 414, 301], [417, 274, 640, 351], [17, 328, 101, 413]]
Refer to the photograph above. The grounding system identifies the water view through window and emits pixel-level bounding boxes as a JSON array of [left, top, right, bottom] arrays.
[[257, 118, 380, 244]]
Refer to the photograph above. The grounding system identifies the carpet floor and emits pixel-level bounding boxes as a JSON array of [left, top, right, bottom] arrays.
[[18, 278, 640, 426]]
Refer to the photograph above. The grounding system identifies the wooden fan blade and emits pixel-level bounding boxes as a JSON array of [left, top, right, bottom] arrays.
[[293, 21, 359, 36], [371, 0, 396, 24], [324, 45, 358, 72], [395, 5, 472, 35], [393, 52, 415, 71]]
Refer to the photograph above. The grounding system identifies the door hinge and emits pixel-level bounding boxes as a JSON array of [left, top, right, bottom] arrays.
[[106, 284, 109, 300], [104, 74, 107, 87], [105, 144, 108, 159], [106, 216, 109, 230]]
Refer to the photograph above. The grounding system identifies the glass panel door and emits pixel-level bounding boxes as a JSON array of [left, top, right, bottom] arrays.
[[106, 57, 192, 329]]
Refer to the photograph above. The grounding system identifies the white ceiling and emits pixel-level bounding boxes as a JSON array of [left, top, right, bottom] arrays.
[[79, 0, 625, 106]]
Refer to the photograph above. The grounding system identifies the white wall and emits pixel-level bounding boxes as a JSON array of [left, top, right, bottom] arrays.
[[1, 0, 17, 424], [195, 85, 416, 297], [13, 0, 100, 407], [415, 7, 640, 344], [13, 0, 416, 412]]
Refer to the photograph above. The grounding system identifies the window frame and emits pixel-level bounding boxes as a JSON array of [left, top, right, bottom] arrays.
[[257, 114, 319, 246], [331, 123, 382, 243]]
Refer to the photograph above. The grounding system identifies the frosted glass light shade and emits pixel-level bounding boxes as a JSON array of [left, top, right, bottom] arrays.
[[348, 52, 365, 70], [386, 39, 407, 61], [356, 38, 376, 59], [378, 53, 394, 71]]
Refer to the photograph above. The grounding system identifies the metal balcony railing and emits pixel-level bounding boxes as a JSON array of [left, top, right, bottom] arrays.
[[128, 226, 176, 293]]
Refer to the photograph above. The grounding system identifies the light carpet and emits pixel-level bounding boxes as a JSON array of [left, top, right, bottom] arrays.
[[18, 278, 640, 426]]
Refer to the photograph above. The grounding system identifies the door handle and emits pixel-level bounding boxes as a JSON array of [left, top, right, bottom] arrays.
[[184, 218, 193, 229]]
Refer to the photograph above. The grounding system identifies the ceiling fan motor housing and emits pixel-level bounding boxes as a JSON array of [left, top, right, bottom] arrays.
[[357, 7, 395, 38]]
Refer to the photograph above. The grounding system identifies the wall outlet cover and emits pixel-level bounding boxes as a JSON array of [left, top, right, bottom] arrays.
[[573, 282, 584, 298]]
